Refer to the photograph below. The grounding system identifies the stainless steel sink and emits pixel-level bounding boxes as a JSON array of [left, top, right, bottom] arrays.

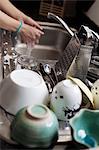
[[1, 22, 71, 82], [31, 22, 71, 61]]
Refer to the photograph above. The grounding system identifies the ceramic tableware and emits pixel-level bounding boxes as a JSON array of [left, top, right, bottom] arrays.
[[70, 108, 99, 148], [0, 69, 49, 115], [10, 104, 59, 148], [91, 79, 99, 109], [50, 79, 82, 121], [68, 76, 94, 107]]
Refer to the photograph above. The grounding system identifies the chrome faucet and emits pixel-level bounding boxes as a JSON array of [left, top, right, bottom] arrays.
[[47, 12, 74, 37]]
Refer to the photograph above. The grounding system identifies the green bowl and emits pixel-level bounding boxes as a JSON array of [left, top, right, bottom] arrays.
[[70, 108, 99, 148], [10, 104, 59, 148]]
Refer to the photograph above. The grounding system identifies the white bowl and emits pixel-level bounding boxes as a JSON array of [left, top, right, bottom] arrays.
[[50, 79, 82, 121], [0, 69, 49, 115]]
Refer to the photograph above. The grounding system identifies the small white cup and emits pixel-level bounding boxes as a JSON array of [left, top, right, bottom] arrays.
[[0, 69, 49, 115]]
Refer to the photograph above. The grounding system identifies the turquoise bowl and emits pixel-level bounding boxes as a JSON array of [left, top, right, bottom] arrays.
[[10, 104, 59, 148], [70, 108, 99, 148]]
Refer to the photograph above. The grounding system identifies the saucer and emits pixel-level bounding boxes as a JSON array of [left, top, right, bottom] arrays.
[[0, 107, 72, 144]]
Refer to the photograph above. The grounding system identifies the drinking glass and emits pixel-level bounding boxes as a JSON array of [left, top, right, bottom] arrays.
[[14, 37, 38, 71], [67, 45, 93, 83]]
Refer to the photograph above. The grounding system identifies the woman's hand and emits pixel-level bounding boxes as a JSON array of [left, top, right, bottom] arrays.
[[23, 16, 43, 31], [0, 0, 44, 46], [20, 23, 44, 45], [0, 0, 43, 31]]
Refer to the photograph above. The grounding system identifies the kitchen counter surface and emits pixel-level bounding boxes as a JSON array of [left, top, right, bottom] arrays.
[[0, 139, 88, 150]]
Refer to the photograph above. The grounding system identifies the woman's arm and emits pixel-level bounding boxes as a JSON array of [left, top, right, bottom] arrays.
[[0, 10, 44, 44], [0, 10, 21, 31], [0, 0, 42, 30]]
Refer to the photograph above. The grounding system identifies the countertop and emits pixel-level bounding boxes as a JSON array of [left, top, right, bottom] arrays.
[[0, 139, 88, 150]]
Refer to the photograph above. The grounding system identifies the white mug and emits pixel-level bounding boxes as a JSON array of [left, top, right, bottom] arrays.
[[0, 69, 49, 115]]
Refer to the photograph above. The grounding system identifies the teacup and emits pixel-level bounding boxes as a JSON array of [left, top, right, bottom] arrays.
[[0, 69, 49, 115], [10, 104, 59, 148], [50, 79, 82, 121], [70, 108, 99, 148]]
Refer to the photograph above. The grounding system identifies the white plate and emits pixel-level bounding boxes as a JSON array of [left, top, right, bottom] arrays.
[[0, 107, 72, 145]]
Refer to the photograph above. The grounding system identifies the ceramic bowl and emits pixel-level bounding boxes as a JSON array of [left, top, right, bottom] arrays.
[[70, 108, 99, 148], [10, 104, 59, 148], [50, 79, 82, 121], [0, 69, 49, 115], [68, 76, 94, 107], [91, 79, 99, 109]]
